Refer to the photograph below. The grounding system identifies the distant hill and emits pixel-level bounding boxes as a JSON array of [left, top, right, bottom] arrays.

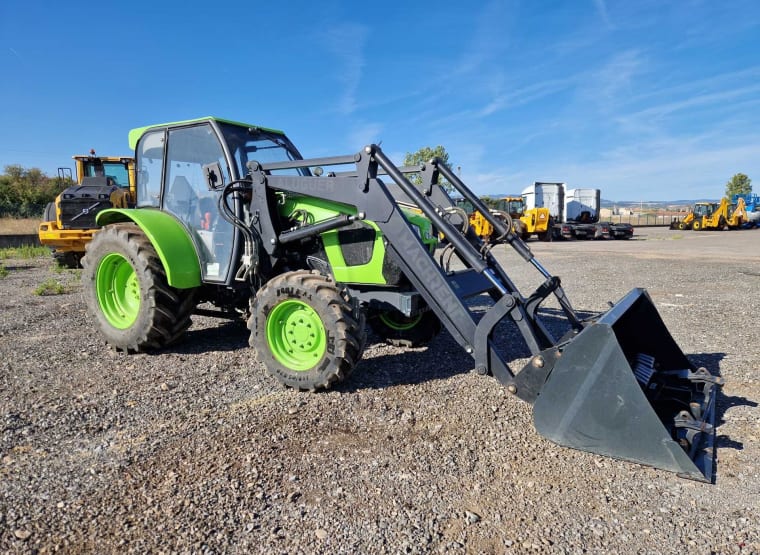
[[601, 199, 718, 209], [485, 194, 716, 209]]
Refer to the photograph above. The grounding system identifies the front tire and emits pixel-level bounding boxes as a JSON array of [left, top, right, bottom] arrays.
[[53, 250, 82, 269], [82, 223, 197, 351], [43, 202, 56, 223], [692, 220, 703, 231], [250, 270, 366, 391]]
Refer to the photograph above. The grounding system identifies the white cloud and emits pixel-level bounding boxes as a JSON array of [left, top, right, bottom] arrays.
[[347, 122, 384, 151], [516, 138, 760, 200], [592, 0, 614, 28], [321, 23, 369, 115], [477, 77, 577, 117]]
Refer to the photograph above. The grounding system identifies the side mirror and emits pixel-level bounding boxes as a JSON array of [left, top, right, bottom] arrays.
[[203, 162, 224, 190]]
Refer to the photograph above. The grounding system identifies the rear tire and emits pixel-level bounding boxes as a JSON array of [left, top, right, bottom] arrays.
[[43, 202, 56, 223], [53, 250, 82, 269], [250, 270, 366, 391], [82, 223, 197, 352], [369, 308, 441, 347]]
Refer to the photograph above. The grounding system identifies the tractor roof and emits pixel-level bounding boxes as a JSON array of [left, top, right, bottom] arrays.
[[128, 116, 286, 150]]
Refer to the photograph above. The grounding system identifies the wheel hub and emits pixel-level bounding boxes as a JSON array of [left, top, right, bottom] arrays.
[[267, 300, 327, 371], [96, 253, 140, 329], [379, 311, 422, 331]]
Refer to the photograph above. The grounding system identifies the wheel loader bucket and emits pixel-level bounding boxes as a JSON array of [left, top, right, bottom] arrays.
[[532, 288, 723, 482]]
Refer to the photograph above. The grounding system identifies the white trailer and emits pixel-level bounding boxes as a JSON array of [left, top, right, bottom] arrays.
[[564, 188, 601, 222], [522, 182, 565, 221], [522, 182, 586, 239]]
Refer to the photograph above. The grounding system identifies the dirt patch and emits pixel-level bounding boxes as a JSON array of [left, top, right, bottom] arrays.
[[1, 229, 759, 553], [0, 218, 40, 235]]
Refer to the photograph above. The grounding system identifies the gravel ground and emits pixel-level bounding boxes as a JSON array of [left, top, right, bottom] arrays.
[[1, 227, 759, 554]]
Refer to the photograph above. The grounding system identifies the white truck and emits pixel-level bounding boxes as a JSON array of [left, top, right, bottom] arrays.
[[522, 183, 633, 239], [521, 182, 592, 239]]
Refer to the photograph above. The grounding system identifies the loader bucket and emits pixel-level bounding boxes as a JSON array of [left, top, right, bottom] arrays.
[[532, 288, 722, 482]]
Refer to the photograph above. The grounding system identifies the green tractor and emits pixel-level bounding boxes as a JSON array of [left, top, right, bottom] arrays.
[[82, 117, 721, 481]]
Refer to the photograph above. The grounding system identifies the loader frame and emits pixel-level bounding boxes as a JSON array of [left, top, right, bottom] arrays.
[[243, 144, 721, 481], [246, 144, 583, 395]]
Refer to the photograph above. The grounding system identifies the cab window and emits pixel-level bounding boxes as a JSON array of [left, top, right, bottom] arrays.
[[163, 124, 234, 282], [136, 130, 164, 208]]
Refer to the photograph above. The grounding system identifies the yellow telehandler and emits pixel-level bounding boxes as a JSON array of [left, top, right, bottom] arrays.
[[38, 151, 135, 267], [458, 196, 552, 242]]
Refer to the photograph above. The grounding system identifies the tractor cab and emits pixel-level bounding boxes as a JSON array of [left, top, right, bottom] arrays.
[[692, 202, 716, 218], [75, 153, 133, 190], [495, 197, 525, 219], [131, 119, 304, 283]]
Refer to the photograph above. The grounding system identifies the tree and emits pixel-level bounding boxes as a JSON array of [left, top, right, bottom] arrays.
[[725, 173, 752, 200], [0, 165, 58, 217], [402, 146, 455, 193]]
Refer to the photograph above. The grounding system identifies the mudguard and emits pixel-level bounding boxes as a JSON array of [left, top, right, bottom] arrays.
[[96, 208, 201, 289]]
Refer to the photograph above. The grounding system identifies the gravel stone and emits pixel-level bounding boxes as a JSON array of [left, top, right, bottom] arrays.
[[1, 227, 759, 553]]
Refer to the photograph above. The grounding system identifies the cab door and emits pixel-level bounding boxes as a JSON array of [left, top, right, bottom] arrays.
[[161, 123, 235, 282]]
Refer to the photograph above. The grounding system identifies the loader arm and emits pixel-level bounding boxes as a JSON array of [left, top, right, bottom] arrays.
[[246, 144, 721, 482], [249, 146, 585, 389]]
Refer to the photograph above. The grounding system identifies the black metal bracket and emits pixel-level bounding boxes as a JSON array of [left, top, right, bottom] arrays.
[[473, 294, 516, 374], [512, 347, 561, 403], [355, 149, 377, 193], [246, 161, 280, 257], [420, 161, 440, 196]]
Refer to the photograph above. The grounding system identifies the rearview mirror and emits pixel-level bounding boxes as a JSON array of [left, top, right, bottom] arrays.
[[203, 162, 224, 190]]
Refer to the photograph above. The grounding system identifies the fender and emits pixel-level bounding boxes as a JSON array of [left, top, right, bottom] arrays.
[[96, 208, 201, 289]]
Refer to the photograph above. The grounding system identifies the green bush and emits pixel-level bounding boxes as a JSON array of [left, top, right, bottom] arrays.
[[0, 164, 70, 218], [0, 246, 50, 260], [34, 278, 67, 296]]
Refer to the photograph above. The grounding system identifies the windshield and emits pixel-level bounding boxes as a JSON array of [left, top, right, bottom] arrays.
[[495, 199, 523, 216], [454, 198, 474, 214], [508, 200, 524, 215], [218, 122, 304, 178], [83, 161, 130, 188]]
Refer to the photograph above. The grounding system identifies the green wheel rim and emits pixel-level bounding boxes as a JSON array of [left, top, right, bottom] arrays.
[[267, 300, 327, 371], [96, 253, 141, 329], [379, 311, 422, 331]]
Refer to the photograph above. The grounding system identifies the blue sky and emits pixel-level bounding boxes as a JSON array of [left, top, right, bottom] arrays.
[[1, 1, 758, 201]]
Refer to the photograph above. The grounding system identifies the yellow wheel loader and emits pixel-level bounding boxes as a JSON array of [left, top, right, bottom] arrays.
[[38, 152, 135, 267]]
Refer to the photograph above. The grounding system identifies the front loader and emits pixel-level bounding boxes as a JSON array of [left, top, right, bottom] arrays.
[[82, 117, 722, 481]]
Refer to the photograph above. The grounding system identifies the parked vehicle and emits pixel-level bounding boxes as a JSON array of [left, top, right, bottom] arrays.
[[81, 116, 718, 481], [670, 198, 746, 231], [38, 152, 135, 267]]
